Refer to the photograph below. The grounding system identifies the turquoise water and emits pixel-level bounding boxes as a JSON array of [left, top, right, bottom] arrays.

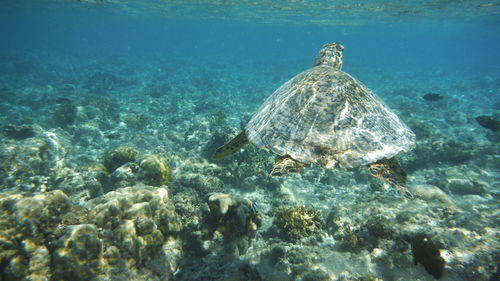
[[0, 1, 499, 281]]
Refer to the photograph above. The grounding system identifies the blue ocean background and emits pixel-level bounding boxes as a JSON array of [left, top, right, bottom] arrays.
[[0, 1, 499, 281]]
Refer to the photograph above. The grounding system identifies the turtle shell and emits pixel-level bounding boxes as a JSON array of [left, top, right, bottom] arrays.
[[245, 65, 416, 169]]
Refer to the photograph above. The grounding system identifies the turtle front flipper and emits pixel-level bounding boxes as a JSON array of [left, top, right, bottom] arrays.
[[270, 155, 309, 177], [368, 157, 413, 198], [212, 130, 249, 160]]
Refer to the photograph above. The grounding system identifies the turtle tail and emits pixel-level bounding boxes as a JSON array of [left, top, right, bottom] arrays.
[[212, 130, 249, 160]]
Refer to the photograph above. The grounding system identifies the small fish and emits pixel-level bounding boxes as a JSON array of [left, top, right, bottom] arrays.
[[105, 132, 120, 139], [422, 93, 444, 101], [411, 233, 445, 279], [250, 202, 258, 215], [476, 115, 500, 132]]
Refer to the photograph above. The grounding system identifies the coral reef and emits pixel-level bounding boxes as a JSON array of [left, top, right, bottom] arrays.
[[110, 162, 138, 189], [52, 224, 103, 280], [171, 157, 224, 197], [88, 185, 182, 274], [104, 151, 172, 189], [273, 206, 323, 242], [103, 146, 138, 173], [137, 154, 171, 186], [0, 38, 498, 281], [0, 190, 84, 280], [203, 192, 261, 256], [0, 185, 183, 281], [0, 129, 67, 192]]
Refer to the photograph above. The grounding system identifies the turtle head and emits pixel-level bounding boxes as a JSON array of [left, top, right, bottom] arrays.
[[314, 42, 344, 70]]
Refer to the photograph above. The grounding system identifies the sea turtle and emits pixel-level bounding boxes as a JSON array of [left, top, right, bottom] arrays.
[[213, 42, 416, 196]]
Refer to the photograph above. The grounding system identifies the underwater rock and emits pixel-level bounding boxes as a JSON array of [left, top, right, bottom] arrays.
[[409, 184, 453, 204], [106, 152, 171, 189], [336, 225, 360, 250], [332, 213, 398, 252], [0, 190, 82, 281], [85, 164, 111, 190], [411, 233, 446, 279], [89, 185, 182, 269], [301, 269, 332, 281], [3, 124, 36, 140], [443, 111, 468, 126], [103, 146, 138, 173], [0, 130, 68, 192], [445, 177, 487, 196], [204, 192, 261, 256], [171, 189, 202, 229], [83, 95, 121, 122], [337, 274, 382, 281], [261, 244, 329, 280], [73, 122, 104, 146], [359, 215, 397, 250], [76, 105, 101, 122], [110, 162, 138, 189], [225, 260, 266, 281], [53, 166, 99, 201], [52, 224, 103, 281], [53, 100, 77, 128], [125, 113, 150, 129], [273, 206, 323, 243], [137, 154, 171, 186], [172, 163, 224, 197]]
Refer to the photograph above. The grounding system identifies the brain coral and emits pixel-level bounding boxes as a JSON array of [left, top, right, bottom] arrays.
[[0, 185, 183, 281]]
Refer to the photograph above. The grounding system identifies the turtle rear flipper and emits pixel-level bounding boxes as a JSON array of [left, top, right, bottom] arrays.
[[270, 155, 309, 177], [212, 131, 249, 160], [368, 157, 413, 198]]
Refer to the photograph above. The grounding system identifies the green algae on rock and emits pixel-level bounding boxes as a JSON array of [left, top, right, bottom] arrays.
[[103, 146, 138, 173], [137, 154, 171, 186]]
